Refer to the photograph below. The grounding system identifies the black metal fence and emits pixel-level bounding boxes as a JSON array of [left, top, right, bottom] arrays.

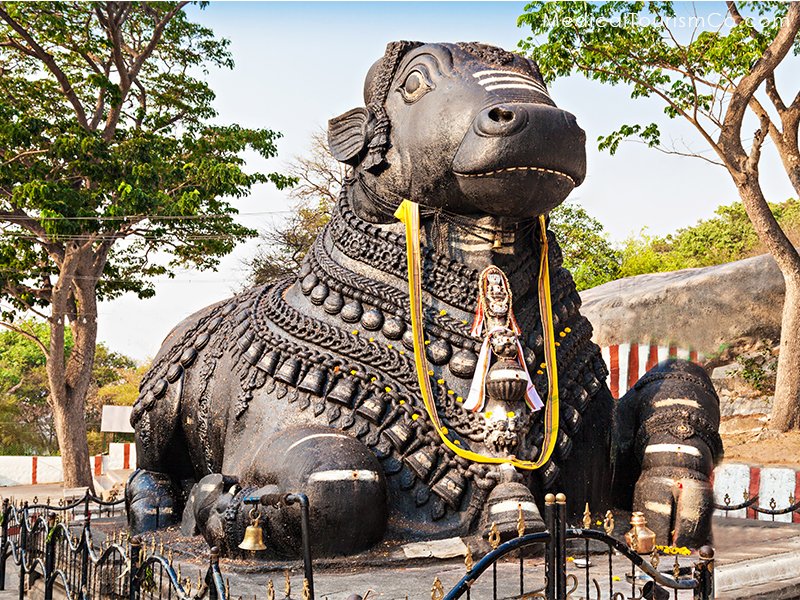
[[0, 493, 228, 600], [440, 493, 714, 600], [714, 491, 800, 521], [1, 490, 716, 600], [0, 491, 318, 600]]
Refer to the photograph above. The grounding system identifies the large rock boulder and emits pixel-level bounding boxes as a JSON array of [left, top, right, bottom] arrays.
[[580, 253, 785, 354]]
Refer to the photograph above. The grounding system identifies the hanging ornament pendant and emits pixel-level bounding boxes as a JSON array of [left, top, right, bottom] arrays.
[[464, 266, 542, 413]]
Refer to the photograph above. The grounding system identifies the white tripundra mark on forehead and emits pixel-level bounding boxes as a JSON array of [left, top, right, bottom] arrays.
[[473, 69, 550, 96]]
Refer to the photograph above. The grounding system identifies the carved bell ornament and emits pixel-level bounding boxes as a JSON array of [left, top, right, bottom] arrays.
[[625, 511, 656, 554], [239, 509, 267, 552]]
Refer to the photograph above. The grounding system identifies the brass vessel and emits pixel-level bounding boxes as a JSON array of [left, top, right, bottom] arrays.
[[624, 511, 656, 554]]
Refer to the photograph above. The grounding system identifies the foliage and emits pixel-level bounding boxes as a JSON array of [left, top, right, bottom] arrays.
[[550, 201, 621, 290], [249, 198, 332, 285], [0, 2, 293, 479], [0, 319, 140, 455], [618, 199, 800, 278], [737, 343, 778, 394], [0, 2, 294, 312]]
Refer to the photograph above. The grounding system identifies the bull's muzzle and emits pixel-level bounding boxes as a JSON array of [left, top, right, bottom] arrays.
[[451, 102, 587, 218]]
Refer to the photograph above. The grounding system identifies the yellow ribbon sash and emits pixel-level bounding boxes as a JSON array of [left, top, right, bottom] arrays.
[[394, 200, 559, 470]]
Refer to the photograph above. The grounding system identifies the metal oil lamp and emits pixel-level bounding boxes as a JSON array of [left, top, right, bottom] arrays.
[[239, 508, 267, 552], [625, 511, 656, 554]]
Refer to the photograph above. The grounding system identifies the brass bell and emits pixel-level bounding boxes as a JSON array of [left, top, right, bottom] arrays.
[[238, 508, 267, 552]]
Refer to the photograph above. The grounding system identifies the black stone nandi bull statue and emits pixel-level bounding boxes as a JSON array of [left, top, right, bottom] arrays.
[[126, 41, 722, 557]]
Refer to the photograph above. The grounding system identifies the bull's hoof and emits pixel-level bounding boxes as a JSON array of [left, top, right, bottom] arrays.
[[126, 469, 180, 534]]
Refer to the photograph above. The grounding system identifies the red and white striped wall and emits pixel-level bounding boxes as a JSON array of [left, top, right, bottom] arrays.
[[599, 343, 704, 399], [0, 442, 136, 487], [712, 463, 800, 523]]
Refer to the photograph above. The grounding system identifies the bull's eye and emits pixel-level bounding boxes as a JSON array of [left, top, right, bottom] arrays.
[[398, 68, 433, 103]]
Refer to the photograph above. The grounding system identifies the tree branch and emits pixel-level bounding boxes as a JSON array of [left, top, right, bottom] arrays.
[[720, 2, 800, 156], [0, 6, 90, 129], [0, 321, 49, 357]]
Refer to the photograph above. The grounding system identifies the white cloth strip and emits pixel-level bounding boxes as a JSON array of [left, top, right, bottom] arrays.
[[644, 500, 673, 516], [657, 345, 669, 363], [618, 342, 630, 396], [286, 433, 350, 453], [489, 500, 538, 514], [307, 469, 380, 483], [601, 345, 611, 389], [653, 398, 701, 409], [645, 443, 701, 457]]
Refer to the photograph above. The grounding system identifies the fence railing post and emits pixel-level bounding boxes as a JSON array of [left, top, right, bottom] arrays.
[[18, 503, 27, 600], [543, 494, 555, 600], [0, 498, 9, 591], [129, 536, 141, 600], [285, 493, 313, 600], [79, 520, 89, 598], [693, 545, 715, 599], [555, 493, 567, 600], [44, 514, 56, 600], [83, 493, 91, 527]]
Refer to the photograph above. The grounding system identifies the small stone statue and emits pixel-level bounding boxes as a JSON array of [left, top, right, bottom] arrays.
[[126, 41, 722, 557]]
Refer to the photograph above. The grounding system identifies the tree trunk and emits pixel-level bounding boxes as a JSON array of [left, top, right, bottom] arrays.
[[770, 275, 800, 430], [45, 246, 100, 489], [50, 385, 93, 487], [734, 177, 800, 431]]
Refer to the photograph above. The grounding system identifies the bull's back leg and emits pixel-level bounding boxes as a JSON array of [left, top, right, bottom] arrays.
[[127, 299, 239, 534]]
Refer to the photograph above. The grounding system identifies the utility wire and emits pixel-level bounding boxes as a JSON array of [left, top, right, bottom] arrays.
[[0, 210, 294, 222]]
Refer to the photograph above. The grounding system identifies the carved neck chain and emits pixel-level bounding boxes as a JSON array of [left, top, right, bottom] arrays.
[[354, 174, 540, 247], [330, 187, 543, 312]]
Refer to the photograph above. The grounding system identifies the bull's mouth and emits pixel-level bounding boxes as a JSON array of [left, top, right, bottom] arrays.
[[453, 165, 577, 187]]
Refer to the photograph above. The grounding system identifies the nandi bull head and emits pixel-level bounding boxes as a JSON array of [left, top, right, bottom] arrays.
[[328, 41, 587, 222]]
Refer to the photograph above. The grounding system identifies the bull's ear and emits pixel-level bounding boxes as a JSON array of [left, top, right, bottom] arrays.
[[327, 107, 373, 165]]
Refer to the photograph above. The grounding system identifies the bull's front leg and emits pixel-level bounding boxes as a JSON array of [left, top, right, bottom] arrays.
[[188, 425, 389, 557], [614, 360, 722, 548]]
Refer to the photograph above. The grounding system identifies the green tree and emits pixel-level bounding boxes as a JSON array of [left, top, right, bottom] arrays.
[[617, 199, 800, 278], [0, 2, 293, 484], [0, 320, 139, 455], [550, 200, 621, 290], [519, 1, 800, 431]]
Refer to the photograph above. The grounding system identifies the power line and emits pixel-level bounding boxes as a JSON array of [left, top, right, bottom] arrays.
[[0, 210, 294, 221]]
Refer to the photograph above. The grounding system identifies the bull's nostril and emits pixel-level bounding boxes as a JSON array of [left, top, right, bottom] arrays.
[[488, 107, 515, 123]]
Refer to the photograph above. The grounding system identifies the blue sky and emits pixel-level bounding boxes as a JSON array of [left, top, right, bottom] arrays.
[[98, 1, 799, 361]]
